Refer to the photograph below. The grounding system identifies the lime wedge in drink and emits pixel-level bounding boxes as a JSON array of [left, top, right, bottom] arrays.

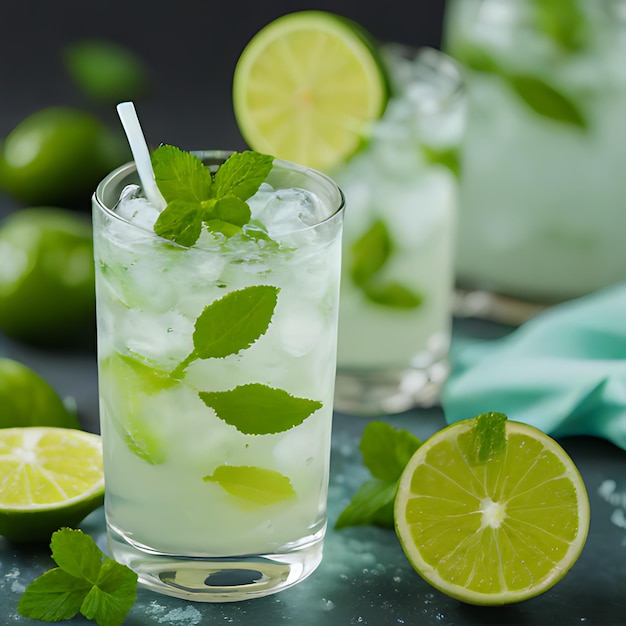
[[0, 427, 104, 542], [233, 10, 389, 172], [394, 417, 590, 605]]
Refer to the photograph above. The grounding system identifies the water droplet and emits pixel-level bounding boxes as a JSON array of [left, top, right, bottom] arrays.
[[320, 598, 335, 611]]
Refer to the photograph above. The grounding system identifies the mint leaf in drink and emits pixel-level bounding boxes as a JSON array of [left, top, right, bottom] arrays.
[[180, 285, 279, 369], [350, 219, 392, 287], [151, 146, 274, 246], [422, 145, 461, 179], [470, 411, 507, 464], [18, 528, 138, 626], [364, 281, 423, 309], [533, 0, 588, 52], [508, 74, 586, 129], [204, 465, 296, 506], [335, 421, 421, 530], [199, 383, 322, 434]]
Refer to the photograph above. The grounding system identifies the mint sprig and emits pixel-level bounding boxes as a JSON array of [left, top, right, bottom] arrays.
[[151, 145, 273, 247], [18, 528, 137, 626], [335, 421, 421, 529]]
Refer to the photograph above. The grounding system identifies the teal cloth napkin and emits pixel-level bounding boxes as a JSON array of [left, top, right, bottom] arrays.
[[442, 283, 626, 450]]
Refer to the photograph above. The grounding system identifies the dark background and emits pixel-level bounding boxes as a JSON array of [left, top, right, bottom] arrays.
[[0, 0, 446, 155]]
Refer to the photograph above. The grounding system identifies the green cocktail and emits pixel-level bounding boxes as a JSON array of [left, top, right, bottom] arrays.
[[93, 148, 344, 601]]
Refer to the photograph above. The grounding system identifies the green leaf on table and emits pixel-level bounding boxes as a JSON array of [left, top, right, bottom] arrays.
[[360, 421, 423, 483], [80, 559, 139, 626], [335, 421, 422, 530], [18, 528, 138, 625], [508, 74, 587, 129], [363, 281, 424, 309], [204, 465, 296, 506], [18, 569, 92, 621], [151, 146, 274, 246], [350, 219, 393, 287], [335, 479, 398, 529], [199, 383, 322, 435]]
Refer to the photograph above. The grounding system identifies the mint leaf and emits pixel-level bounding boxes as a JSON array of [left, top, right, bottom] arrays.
[[533, 0, 588, 52], [199, 383, 322, 435], [212, 150, 273, 200], [360, 421, 422, 483], [470, 412, 507, 464], [151, 146, 273, 247], [187, 285, 279, 363], [364, 281, 423, 309], [335, 479, 398, 530], [18, 569, 92, 621], [154, 200, 204, 247], [350, 219, 392, 287], [18, 528, 138, 625], [152, 144, 212, 203], [80, 559, 139, 626], [204, 465, 296, 506], [508, 74, 586, 129], [51, 527, 103, 582], [335, 421, 421, 530], [422, 145, 461, 179], [212, 196, 252, 226]]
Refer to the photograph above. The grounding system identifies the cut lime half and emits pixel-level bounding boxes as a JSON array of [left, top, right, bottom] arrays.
[[394, 418, 590, 605], [0, 427, 104, 542], [233, 10, 389, 173]]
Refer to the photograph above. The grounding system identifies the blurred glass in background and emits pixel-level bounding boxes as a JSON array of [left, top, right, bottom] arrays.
[[444, 0, 626, 314]]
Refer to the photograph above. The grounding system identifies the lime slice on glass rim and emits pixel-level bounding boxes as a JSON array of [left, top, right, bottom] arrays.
[[394, 416, 590, 606], [233, 10, 389, 173], [0, 427, 104, 542]]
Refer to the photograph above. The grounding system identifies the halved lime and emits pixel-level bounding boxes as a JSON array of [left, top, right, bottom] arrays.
[[233, 10, 389, 173], [395, 418, 590, 605], [0, 427, 104, 542]]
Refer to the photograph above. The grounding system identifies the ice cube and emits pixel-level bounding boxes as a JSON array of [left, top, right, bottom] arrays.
[[255, 188, 327, 236]]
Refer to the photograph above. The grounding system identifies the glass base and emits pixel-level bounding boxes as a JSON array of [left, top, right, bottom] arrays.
[[107, 524, 325, 602], [334, 358, 450, 416]]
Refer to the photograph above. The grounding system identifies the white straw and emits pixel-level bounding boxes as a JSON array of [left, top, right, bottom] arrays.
[[116, 101, 166, 210]]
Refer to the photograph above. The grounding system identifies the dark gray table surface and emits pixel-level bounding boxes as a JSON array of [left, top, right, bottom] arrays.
[[1, 317, 625, 626]]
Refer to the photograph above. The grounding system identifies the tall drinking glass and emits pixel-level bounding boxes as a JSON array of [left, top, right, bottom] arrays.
[[92, 151, 344, 601], [332, 47, 465, 416], [444, 0, 626, 318]]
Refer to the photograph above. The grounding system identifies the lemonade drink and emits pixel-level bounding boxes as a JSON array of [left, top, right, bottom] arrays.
[[445, 0, 626, 304], [332, 47, 465, 415], [92, 150, 344, 601]]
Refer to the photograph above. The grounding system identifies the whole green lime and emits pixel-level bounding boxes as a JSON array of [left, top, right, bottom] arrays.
[[0, 106, 128, 207], [0, 207, 95, 347], [0, 358, 79, 429]]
